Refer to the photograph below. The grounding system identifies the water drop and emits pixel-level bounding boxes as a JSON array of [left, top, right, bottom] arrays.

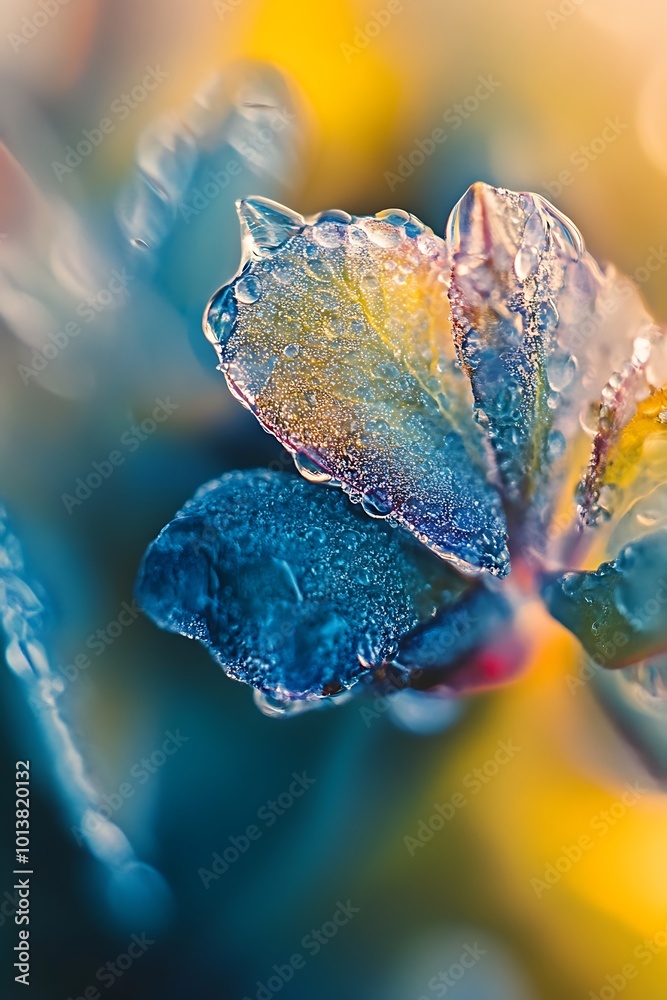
[[203, 286, 237, 347], [312, 221, 345, 249], [361, 489, 393, 518], [548, 429, 566, 459], [636, 509, 660, 527], [283, 343, 300, 359], [293, 451, 331, 483], [235, 274, 261, 304], [543, 201, 585, 258], [237, 197, 305, 255], [416, 235, 440, 256], [546, 353, 577, 392], [514, 246, 539, 281], [363, 219, 404, 248], [348, 225, 368, 248], [305, 525, 326, 544], [632, 335, 652, 366], [316, 209, 352, 225], [360, 273, 381, 295], [253, 689, 315, 717], [376, 208, 410, 226]]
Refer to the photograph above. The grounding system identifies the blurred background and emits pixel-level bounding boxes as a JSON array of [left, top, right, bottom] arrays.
[[1, 1, 667, 997]]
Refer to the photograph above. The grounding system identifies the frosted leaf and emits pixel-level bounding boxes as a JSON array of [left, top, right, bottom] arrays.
[[447, 182, 653, 529], [135, 470, 474, 701], [393, 585, 517, 690], [204, 197, 509, 577], [541, 529, 667, 668], [578, 379, 667, 554]]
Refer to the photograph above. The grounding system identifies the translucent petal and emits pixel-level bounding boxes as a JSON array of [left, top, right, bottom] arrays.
[[135, 470, 473, 701], [541, 529, 667, 668], [578, 379, 667, 558], [204, 198, 509, 577], [447, 183, 653, 528], [591, 655, 667, 779]]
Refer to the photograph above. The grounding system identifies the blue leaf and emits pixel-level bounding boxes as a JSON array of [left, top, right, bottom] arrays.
[[136, 470, 472, 701], [541, 530, 667, 668]]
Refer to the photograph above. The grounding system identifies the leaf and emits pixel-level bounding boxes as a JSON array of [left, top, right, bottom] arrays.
[[447, 182, 653, 521], [541, 529, 667, 668], [577, 381, 667, 555], [203, 197, 509, 577], [136, 470, 473, 701], [393, 585, 519, 692]]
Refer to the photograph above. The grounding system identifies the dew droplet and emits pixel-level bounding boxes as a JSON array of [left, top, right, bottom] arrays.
[[514, 246, 539, 281], [293, 451, 331, 483], [283, 343, 300, 359], [253, 689, 316, 717], [360, 273, 381, 295], [235, 274, 262, 304], [547, 429, 566, 459], [237, 198, 305, 255], [546, 353, 577, 392], [636, 509, 660, 527], [204, 286, 237, 347], [312, 221, 346, 249], [376, 208, 410, 226], [361, 489, 393, 518], [363, 220, 404, 248]]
